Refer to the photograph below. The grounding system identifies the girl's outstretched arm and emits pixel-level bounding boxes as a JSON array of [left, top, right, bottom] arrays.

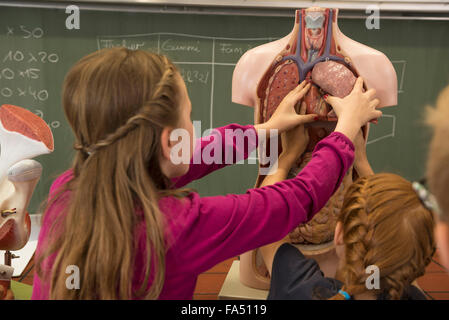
[[353, 129, 374, 178], [257, 150, 299, 276], [171, 123, 258, 188], [173, 81, 316, 188], [171, 131, 354, 275], [171, 77, 379, 275], [258, 102, 310, 276]]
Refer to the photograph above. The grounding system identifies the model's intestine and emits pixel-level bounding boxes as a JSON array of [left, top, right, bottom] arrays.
[[257, 8, 359, 245]]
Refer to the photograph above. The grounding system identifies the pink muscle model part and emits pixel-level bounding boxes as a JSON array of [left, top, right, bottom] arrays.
[[0, 104, 54, 300], [232, 7, 397, 289]]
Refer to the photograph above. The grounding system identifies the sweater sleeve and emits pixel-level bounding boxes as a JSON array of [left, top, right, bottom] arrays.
[[31, 170, 73, 300], [172, 123, 258, 188], [173, 132, 354, 274]]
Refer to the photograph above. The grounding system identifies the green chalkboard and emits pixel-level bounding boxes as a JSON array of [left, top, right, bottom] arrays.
[[0, 6, 448, 213]]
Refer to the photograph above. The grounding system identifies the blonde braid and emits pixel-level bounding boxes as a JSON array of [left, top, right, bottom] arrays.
[[329, 173, 436, 300], [337, 178, 377, 298], [383, 235, 435, 299], [383, 270, 408, 300]]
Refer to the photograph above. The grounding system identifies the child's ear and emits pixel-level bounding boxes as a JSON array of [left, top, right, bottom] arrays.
[[160, 127, 174, 161], [334, 221, 344, 246]]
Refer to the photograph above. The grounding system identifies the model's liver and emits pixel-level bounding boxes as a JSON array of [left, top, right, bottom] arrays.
[[312, 60, 357, 98]]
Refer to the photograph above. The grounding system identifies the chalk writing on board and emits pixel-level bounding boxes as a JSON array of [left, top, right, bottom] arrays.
[[161, 39, 201, 53], [34, 109, 61, 129], [179, 68, 210, 85], [97, 33, 279, 134], [391, 60, 406, 94], [0, 87, 49, 101], [19, 68, 40, 80], [366, 114, 396, 145], [0, 68, 40, 80], [99, 39, 145, 50], [218, 43, 253, 55], [0, 68, 14, 80], [6, 25, 44, 39], [1, 24, 61, 121], [3, 50, 59, 63]]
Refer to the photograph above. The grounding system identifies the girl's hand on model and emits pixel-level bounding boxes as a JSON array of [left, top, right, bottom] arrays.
[[280, 101, 310, 167], [325, 77, 382, 142], [254, 80, 318, 134]]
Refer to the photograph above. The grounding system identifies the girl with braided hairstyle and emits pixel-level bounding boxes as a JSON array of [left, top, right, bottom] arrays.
[[32, 47, 380, 299], [261, 129, 435, 300]]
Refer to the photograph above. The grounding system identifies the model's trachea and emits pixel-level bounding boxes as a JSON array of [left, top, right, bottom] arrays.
[[281, 9, 347, 82]]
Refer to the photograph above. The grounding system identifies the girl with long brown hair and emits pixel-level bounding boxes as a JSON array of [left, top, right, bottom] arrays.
[[32, 47, 380, 299], [261, 130, 435, 300]]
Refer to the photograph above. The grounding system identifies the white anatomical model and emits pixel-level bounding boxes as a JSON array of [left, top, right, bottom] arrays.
[[232, 7, 397, 289], [0, 104, 54, 299]]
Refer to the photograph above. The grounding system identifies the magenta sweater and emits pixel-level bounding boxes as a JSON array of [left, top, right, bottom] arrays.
[[31, 123, 354, 300]]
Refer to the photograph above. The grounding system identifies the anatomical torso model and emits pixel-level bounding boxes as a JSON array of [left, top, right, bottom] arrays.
[[232, 7, 397, 289], [0, 104, 54, 299]]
